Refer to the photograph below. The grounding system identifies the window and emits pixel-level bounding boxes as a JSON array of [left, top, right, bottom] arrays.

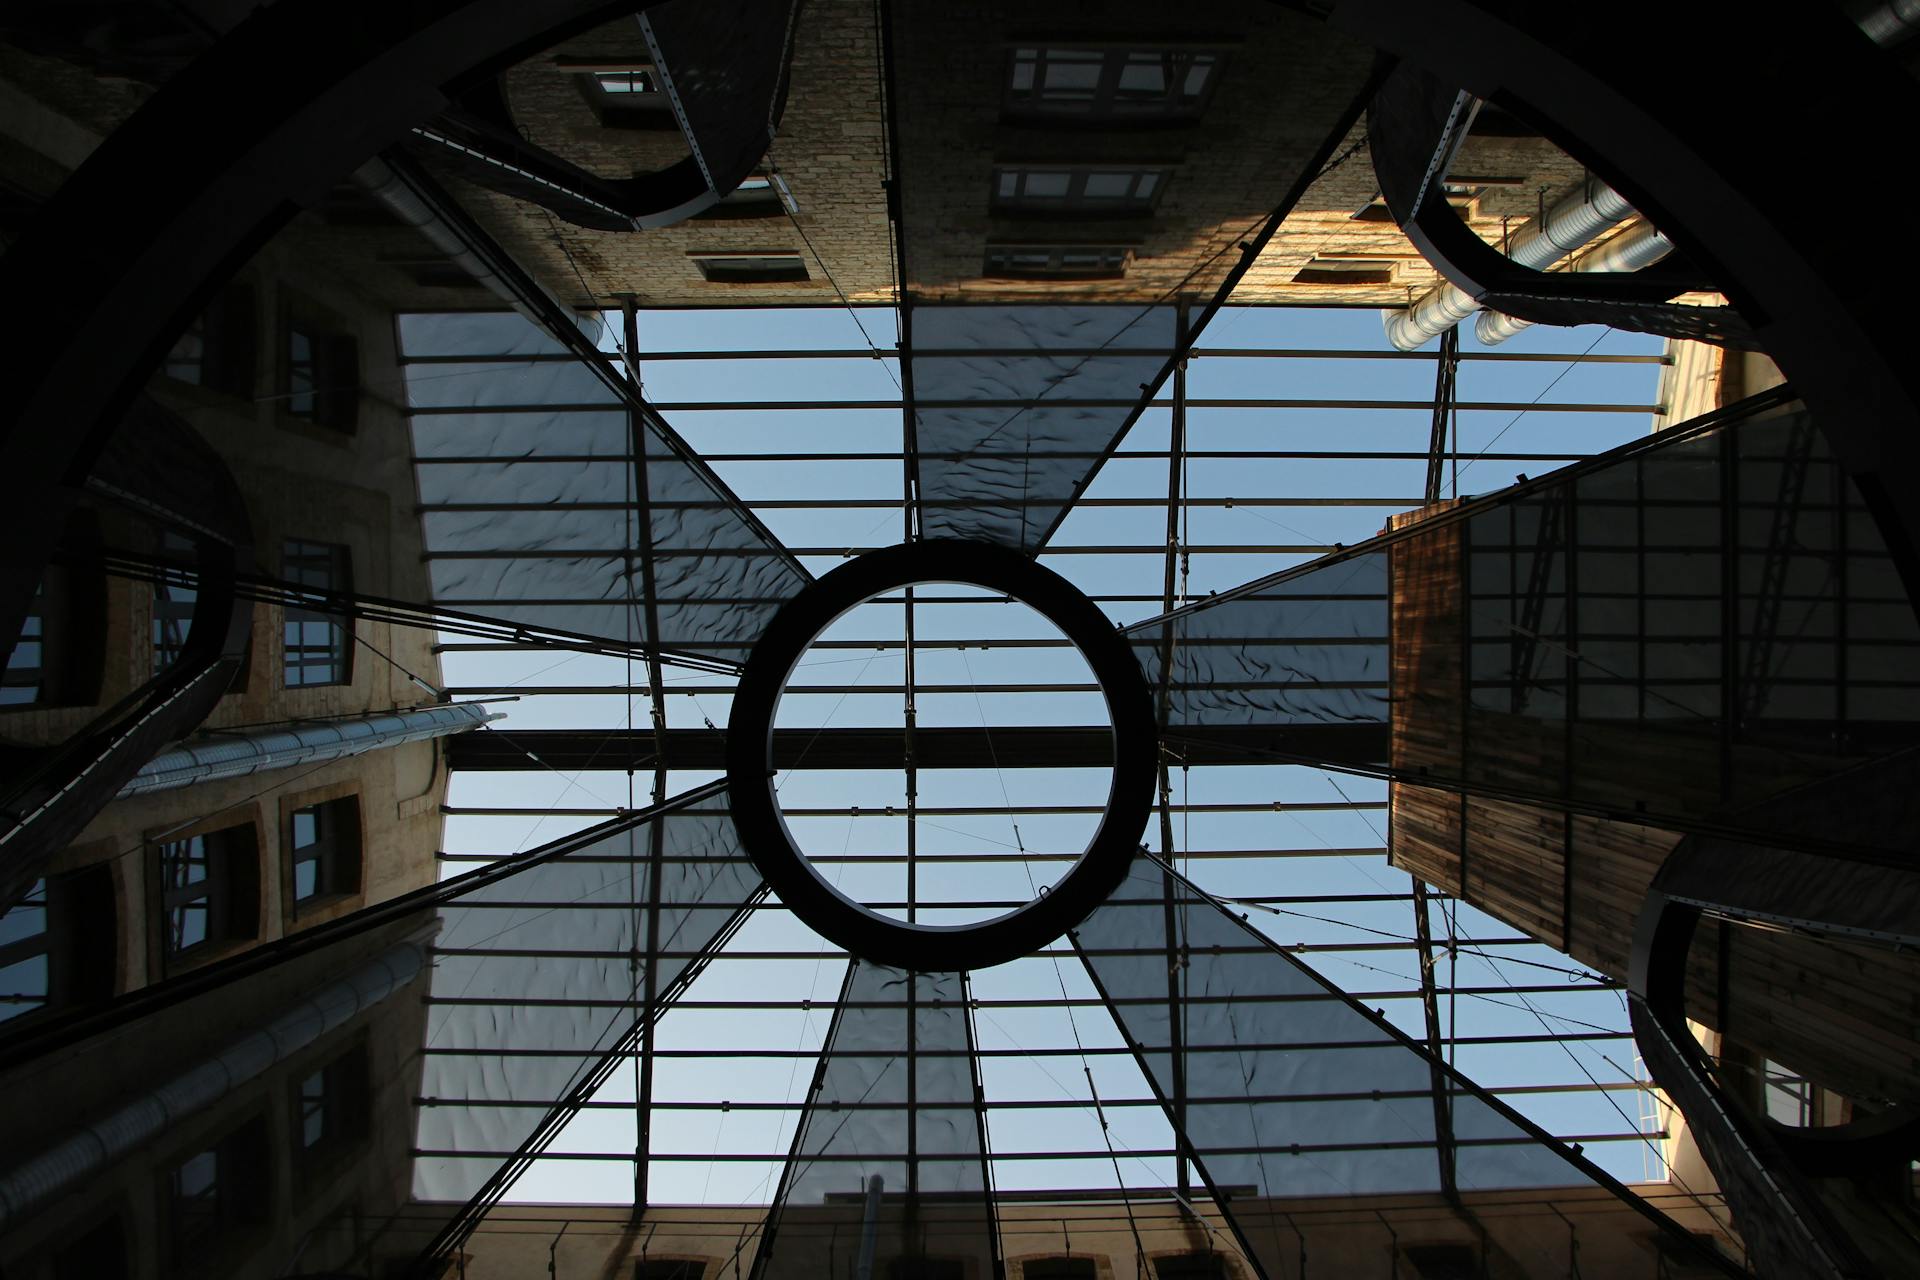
[[282, 539, 353, 687], [153, 531, 198, 672], [1007, 46, 1225, 121], [0, 868, 113, 1022], [1291, 257, 1396, 286], [1022, 1260, 1096, 1280], [1154, 1255, 1230, 1280], [1401, 1244, 1479, 1279], [290, 795, 362, 905], [994, 165, 1168, 215], [594, 68, 660, 96], [697, 175, 793, 221], [164, 1119, 270, 1274], [560, 58, 676, 129], [983, 244, 1130, 280], [635, 1262, 708, 1280], [157, 824, 258, 963], [280, 306, 359, 432], [295, 1043, 367, 1158], [5, 518, 104, 709], [691, 252, 810, 284], [885, 1261, 962, 1280], [162, 283, 257, 398], [0, 878, 48, 1023], [2, 583, 47, 707]]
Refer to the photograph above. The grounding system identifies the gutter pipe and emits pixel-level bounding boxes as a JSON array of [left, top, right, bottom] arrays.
[[117, 702, 500, 798]]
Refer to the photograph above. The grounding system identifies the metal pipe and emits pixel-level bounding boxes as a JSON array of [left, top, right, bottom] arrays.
[[1383, 174, 1638, 350], [117, 702, 500, 797], [1473, 219, 1675, 346], [0, 939, 425, 1232]]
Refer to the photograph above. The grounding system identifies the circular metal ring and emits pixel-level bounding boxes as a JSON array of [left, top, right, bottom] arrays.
[[725, 539, 1156, 971]]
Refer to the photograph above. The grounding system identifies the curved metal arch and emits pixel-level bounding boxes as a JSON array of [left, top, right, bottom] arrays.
[[725, 540, 1158, 972]]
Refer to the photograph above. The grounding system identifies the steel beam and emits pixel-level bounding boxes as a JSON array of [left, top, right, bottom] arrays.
[[447, 723, 1391, 772]]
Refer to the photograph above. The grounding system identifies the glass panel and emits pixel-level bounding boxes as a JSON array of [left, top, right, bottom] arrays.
[[754, 963, 997, 1280], [288, 329, 317, 417], [300, 1070, 328, 1146], [414, 789, 760, 1200], [911, 304, 1177, 551], [0, 879, 45, 948], [0, 954, 49, 1023], [1023, 171, 1071, 198], [1081, 172, 1133, 199]]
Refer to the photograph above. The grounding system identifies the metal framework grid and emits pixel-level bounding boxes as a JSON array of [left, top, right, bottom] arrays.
[[408, 301, 1684, 1210]]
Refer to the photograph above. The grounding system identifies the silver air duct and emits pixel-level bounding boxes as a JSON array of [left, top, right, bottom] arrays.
[[118, 702, 501, 798], [1473, 219, 1675, 346], [1382, 174, 1637, 351]]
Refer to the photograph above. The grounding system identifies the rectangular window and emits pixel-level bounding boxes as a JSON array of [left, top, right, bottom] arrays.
[[1021, 1262, 1095, 1280], [2, 584, 46, 707], [290, 795, 361, 905], [1400, 1244, 1478, 1279], [1007, 46, 1225, 121], [698, 175, 793, 221], [280, 305, 359, 433], [287, 327, 319, 418], [164, 1119, 270, 1274], [162, 284, 257, 398], [157, 824, 257, 962], [0, 868, 113, 1021], [691, 252, 810, 284], [0, 878, 48, 1024], [993, 165, 1168, 215], [983, 245, 1130, 281], [595, 68, 660, 95], [635, 1262, 708, 1280], [1153, 1256, 1229, 1280], [282, 539, 352, 688], [1291, 257, 1396, 286], [560, 59, 675, 129], [294, 1043, 366, 1159], [153, 532, 198, 672]]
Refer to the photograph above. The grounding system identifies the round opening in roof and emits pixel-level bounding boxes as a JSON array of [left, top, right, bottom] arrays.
[[726, 540, 1156, 972]]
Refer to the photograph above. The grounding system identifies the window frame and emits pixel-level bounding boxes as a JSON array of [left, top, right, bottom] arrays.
[[277, 291, 360, 434], [1290, 256, 1398, 286], [992, 164, 1172, 217], [690, 251, 811, 284], [982, 244, 1132, 281], [557, 57, 678, 130], [285, 790, 364, 912], [161, 1115, 272, 1277], [1004, 44, 1229, 123], [292, 1039, 370, 1173], [0, 877, 49, 1024], [151, 818, 260, 972], [281, 538, 354, 689]]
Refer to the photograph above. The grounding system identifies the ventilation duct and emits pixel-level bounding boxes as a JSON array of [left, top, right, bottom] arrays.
[[117, 702, 500, 797], [1382, 174, 1637, 350], [1473, 219, 1675, 346]]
